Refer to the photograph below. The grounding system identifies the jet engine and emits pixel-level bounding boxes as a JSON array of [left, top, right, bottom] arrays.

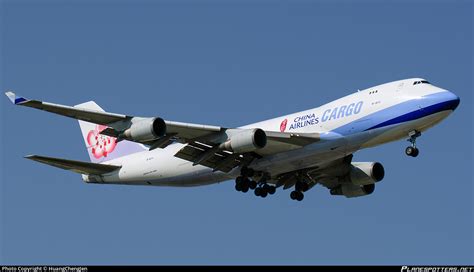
[[123, 117, 167, 142], [348, 162, 385, 185], [330, 183, 375, 198], [220, 128, 267, 153], [330, 162, 384, 198]]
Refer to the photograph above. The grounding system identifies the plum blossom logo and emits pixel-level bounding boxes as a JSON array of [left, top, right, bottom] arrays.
[[280, 119, 288, 132], [87, 125, 117, 159]]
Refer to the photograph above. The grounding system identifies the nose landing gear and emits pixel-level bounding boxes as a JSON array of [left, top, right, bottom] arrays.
[[405, 130, 421, 157]]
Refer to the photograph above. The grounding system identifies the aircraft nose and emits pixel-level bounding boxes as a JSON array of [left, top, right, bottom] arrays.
[[421, 90, 460, 115], [444, 91, 460, 111]]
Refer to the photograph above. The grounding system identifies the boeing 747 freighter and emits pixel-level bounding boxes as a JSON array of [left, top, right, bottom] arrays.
[[5, 78, 460, 201]]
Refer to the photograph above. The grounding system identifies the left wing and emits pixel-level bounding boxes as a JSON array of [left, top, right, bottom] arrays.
[[6, 91, 320, 172]]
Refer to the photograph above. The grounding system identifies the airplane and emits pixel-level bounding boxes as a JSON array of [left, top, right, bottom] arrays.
[[4, 78, 460, 201]]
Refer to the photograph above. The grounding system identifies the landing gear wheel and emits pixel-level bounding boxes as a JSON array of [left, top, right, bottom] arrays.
[[254, 187, 262, 196], [235, 182, 243, 192], [406, 130, 421, 157], [241, 177, 251, 193], [290, 191, 298, 200], [268, 186, 276, 195], [405, 146, 419, 157], [249, 180, 257, 190], [236, 176, 243, 183], [296, 191, 304, 201], [260, 189, 268, 198]]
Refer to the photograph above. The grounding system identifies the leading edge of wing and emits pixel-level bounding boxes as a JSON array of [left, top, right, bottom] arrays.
[[265, 131, 321, 146]]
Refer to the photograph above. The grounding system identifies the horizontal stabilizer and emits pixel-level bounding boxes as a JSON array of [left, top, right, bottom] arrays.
[[25, 155, 121, 175]]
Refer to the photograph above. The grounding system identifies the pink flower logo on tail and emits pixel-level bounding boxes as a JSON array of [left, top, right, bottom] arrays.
[[280, 119, 288, 132], [86, 125, 117, 159]]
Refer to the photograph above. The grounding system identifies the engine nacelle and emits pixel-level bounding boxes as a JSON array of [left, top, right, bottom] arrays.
[[330, 183, 375, 198], [123, 117, 166, 142], [220, 128, 267, 153], [348, 162, 385, 186]]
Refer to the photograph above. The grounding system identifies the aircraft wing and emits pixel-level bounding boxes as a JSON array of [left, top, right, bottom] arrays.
[[274, 154, 353, 190], [174, 131, 320, 172], [5, 91, 222, 140], [25, 155, 121, 175], [5, 91, 128, 124], [6, 91, 321, 172]]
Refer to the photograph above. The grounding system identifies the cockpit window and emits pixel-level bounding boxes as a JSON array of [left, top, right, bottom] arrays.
[[413, 80, 430, 85]]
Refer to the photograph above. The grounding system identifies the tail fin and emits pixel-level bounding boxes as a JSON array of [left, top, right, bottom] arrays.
[[74, 101, 147, 163]]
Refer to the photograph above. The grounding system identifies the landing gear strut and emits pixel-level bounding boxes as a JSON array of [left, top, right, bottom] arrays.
[[405, 130, 421, 157]]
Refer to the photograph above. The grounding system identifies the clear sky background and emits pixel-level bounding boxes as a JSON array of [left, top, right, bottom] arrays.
[[1, 0, 472, 265]]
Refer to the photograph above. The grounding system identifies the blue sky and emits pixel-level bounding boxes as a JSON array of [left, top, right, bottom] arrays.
[[1, 0, 472, 265]]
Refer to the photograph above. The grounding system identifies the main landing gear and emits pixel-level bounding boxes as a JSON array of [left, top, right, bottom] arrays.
[[290, 180, 309, 201], [234, 167, 276, 198], [254, 174, 276, 198], [234, 176, 255, 193], [405, 130, 421, 157]]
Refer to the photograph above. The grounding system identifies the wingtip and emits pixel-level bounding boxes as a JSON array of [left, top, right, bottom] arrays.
[[5, 91, 28, 104], [5, 91, 16, 103], [24, 155, 36, 159]]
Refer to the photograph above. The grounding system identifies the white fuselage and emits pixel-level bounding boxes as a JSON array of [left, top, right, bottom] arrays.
[[83, 78, 459, 186]]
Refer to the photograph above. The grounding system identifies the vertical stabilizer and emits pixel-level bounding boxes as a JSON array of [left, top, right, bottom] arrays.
[[74, 101, 147, 163]]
